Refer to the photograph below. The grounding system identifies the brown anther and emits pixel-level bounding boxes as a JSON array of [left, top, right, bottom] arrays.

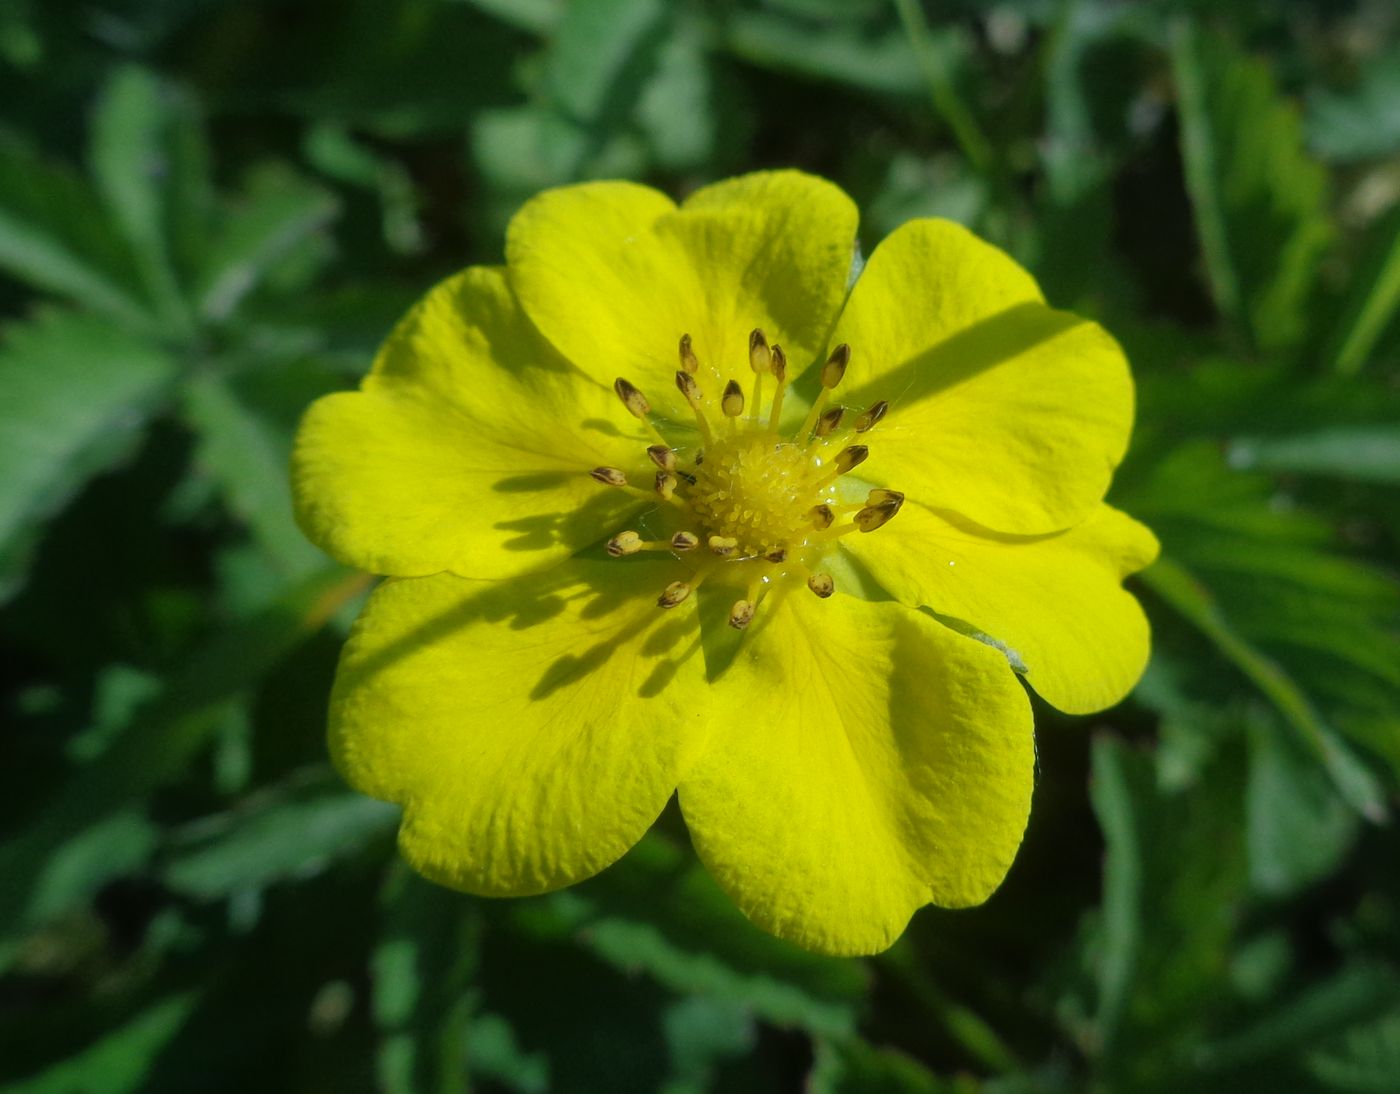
[[708, 534, 739, 556], [658, 581, 692, 609], [855, 500, 902, 532], [729, 599, 756, 629], [613, 377, 650, 419], [808, 503, 835, 530], [606, 531, 643, 557], [833, 445, 869, 474], [679, 333, 699, 375], [807, 572, 835, 598], [721, 379, 745, 418], [821, 344, 850, 389], [770, 344, 787, 382], [867, 488, 904, 507], [655, 471, 678, 500], [815, 406, 845, 437], [675, 370, 702, 405], [855, 400, 888, 433], [748, 328, 771, 373], [647, 445, 676, 471], [670, 531, 700, 551], [764, 546, 788, 563], [590, 466, 628, 487]]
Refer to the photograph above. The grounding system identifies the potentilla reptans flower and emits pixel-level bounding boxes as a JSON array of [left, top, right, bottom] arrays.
[[292, 171, 1157, 955]]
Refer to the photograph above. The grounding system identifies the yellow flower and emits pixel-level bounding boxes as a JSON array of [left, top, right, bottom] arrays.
[[292, 171, 1157, 956]]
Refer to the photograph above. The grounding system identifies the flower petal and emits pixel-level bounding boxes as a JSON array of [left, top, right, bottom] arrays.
[[845, 503, 1159, 714], [330, 557, 709, 896], [832, 219, 1134, 534], [292, 266, 649, 579], [506, 171, 858, 425], [677, 591, 1033, 956]]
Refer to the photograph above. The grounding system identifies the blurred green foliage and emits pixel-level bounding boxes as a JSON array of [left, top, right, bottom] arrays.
[[1, 0, 1399, 1090]]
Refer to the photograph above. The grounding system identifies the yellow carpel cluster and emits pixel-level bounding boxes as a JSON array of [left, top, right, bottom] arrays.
[[688, 434, 823, 558]]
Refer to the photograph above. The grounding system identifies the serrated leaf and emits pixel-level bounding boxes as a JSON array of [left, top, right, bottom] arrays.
[[0, 131, 150, 327], [1307, 47, 1400, 163], [1088, 735, 1249, 1079], [723, 9, 923, 96], [1171, 19, 1331, 351], [1196, 964, 1400, 1071], [181, 371, 325, 577], [1245, 712, 1359, 897], [0, 567, 366, 939], [0, 308, 177, 601], [1324, 205, 1400, 376], [512, 833, 865, 1038], [0, 993, 198, 1094], [546, 0, 667, 125], [89, 65, 196, 338], [162, 777, 398, 898], [373, 867, 480, 1094], [1228, 426, 1400, 484], [196, 165, 338, 322], [1306, 1008, 1400, 1093]]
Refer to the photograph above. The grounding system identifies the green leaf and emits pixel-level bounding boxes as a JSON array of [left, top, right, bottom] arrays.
[[1196, 964, 1400, 1071], [162, 775, 398, 899], [89, 65, 197, 338], [181, 371, 326, 578], [546, 0, 666, 126], [1170, 18, 1331, 351], [454, 0, 560, 35], [373, 867, 480, 1094], [196, 165, 339, 323], [1228, 426, 1400, 484], [1323, 205, 1400, 376], [511, 833, 865, 1039], [723, 9, 923, 97], [0, 994, 198, 1094], [0, 308, 178, 601], [1245, 712, 1359, 897], [1307, 47, 1400, 163], [1306, 1008, 1400, 1093], [0, 131, 150, 327], [0, 567, 366, 939], [1088, 736, 1249, 1080]]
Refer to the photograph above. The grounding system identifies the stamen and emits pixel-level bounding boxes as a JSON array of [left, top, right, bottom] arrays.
[[708, 534, 739, 557], [855, 400, 888, 433], [764, 546, 787, 563], [728, 598, 755, 630], [675, 370, 714, 444], [606, 531, 643, 557], [721, 379, 745, 420], [866, 488, 904, 507], [815, 406, 845, 437], [808, 503, 835, 530], [590, 466, 628, 487], [670, 531, 700, 551], [749, 329, 770, 418], [647, 445, 676, 471], [821, 344, 851, 389], [833, 445, 869, 474], [767, 344, 788, 433], [679, 333, 699, 375], [613, 377, 650, 418], [807, 572, 835, 598], [854, 499, 902, 532], [748, 329, 771, 373], [655, 471, 678, 500], [799, 345, 850, 443], [658, 581, 692, 609]]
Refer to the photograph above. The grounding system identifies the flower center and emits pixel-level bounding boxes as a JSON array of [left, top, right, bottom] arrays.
[[590, 329, 902, 630], [688, 434, 819, 557]]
